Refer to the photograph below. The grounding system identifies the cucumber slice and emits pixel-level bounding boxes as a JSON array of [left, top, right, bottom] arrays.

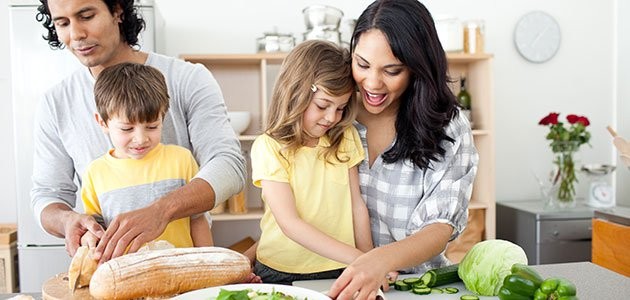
[[430, 288, 444, 294], [402, 277, 421, 285], [444, 287, 459, 294], [411, 286, 431, 295], [393, 280, 411, 291], [460, 295, 479, 300]]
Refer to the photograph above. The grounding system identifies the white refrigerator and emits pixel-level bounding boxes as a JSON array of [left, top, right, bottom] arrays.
[[9, 0, 157, 292]]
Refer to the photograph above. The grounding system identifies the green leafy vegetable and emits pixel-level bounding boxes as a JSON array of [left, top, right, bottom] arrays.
[[214, 288, 300, 300], [458, 240, 528, 296]]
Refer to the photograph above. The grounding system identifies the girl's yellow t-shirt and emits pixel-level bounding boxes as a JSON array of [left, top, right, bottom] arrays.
[[251, 126, 365, 273]]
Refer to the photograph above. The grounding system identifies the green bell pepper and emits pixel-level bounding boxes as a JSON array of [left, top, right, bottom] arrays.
[[498, 264, 544, 300], [533, 277, 578, 300]]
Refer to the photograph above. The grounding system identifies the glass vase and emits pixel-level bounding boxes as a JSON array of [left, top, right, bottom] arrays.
[[549, 141, 580, 209]]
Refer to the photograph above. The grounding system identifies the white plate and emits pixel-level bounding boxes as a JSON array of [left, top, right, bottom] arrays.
[[172, 283, 332, 300]]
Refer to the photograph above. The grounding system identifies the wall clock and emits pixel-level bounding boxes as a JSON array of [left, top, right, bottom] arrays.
[[514, 11, 561, 63]]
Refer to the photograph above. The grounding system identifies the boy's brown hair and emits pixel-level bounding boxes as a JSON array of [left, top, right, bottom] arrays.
[[94, 62, 169, 124]]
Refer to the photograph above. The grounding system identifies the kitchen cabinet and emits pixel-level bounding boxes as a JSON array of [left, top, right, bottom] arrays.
[[180, 52, 495, 257], [592, 206, 630, 276], [496, 200, 597, 264]]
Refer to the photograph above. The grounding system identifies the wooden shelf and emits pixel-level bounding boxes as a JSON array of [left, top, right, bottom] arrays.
[[471, 129, 490, 136], [181, 53, 287, 65], [446, 52, 494, 63], [468, 202, 490, 210], [211, 207, 264, 221], [238, 135, 259, 141]]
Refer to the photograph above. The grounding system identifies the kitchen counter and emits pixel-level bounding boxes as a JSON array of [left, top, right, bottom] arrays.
[[2, 262, 628, 300], [594, 205, 630, 226], [294, 262, 629, 300]]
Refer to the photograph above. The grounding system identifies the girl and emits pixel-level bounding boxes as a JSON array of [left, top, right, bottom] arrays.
[[250, 40, 372, 284]]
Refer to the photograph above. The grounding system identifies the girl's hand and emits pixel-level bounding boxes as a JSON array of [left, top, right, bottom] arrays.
[[328, 250, 390, 300], [382, 271, 399, 292]]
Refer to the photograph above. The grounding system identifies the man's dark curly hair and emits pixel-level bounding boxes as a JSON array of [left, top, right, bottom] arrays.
[[36, 0, 145, 50]]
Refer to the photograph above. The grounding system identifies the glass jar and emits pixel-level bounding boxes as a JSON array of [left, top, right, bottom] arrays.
[[228, 190, 248, 214], [257, 33, 295, 53], [463, 20, 485, 54]]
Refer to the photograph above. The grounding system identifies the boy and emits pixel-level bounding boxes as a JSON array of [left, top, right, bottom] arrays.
[[81, 62, 212, 248]]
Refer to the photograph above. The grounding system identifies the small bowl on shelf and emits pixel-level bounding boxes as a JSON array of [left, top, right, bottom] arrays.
[[227, 111, 251, 135]]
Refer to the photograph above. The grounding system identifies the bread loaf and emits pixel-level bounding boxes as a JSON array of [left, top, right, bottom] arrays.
[[68, 245, 99, 290], [89, 246, 250, 300]]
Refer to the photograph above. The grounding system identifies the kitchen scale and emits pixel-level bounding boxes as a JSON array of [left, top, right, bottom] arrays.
[[581, 164, 616, 208]]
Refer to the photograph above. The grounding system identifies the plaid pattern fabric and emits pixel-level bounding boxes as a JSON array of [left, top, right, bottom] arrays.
[[355, 113, 478, 274]]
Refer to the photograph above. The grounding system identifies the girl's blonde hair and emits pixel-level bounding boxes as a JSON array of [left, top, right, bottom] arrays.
[[266, 40, 357, 163]]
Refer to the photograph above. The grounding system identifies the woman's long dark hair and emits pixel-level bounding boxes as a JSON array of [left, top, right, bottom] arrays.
[[36, 0, 145, 50], [351, 0, 460, 170]]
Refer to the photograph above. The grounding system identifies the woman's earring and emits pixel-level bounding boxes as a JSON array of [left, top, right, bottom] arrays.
[[311, 84, 318, 92]]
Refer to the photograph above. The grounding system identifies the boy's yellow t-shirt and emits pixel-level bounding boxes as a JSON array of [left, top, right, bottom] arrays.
[[81, 143, 198, 248], [251, 126, 365, 273]]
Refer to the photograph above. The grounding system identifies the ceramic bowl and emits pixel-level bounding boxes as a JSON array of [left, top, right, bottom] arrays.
[[228, 111, 251, 134]]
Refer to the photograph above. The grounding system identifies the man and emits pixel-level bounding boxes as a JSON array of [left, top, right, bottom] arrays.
[[32, 0, 245, 262]]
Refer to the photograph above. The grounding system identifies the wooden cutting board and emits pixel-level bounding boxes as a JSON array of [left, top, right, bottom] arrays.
[[42, 272, 96, 300]]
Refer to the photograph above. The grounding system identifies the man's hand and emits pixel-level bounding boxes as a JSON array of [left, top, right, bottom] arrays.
[[64, 213, 105, 256], [94, 204, 169, 263], [41, 204, 104, 257]]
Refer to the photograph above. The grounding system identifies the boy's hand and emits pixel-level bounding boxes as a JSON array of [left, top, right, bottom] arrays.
[[94, 205, 169, 263], [245, 273, 262, 283], [80, 231, 100, 248]]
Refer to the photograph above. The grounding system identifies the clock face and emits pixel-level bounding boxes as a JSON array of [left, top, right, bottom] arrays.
[[514, 11, 561, 63]]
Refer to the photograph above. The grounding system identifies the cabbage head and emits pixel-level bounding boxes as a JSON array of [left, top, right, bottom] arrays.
[[457, 239, 528, 296]]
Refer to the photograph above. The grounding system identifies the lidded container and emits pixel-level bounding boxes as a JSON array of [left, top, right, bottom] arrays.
[[463, 19, 485, 54], [256, 32, 295, 53], [302, 5, 344, 31], [434, 15, 463, 52], [302, 4, 344, 46]]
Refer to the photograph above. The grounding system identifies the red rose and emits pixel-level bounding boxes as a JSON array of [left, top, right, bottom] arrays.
[[539, 112, 559, 125], [577, 116, 590, 126], [566, 114, 579, 124], [567, 114, 590, 126]]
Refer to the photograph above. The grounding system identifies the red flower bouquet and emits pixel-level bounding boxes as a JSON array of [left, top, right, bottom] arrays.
[[539, 113, 591, 204]]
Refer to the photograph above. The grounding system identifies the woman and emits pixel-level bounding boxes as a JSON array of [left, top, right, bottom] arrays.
[[328, 1, 478, 299]]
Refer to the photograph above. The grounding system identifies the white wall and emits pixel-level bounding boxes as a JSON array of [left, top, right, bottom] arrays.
[[616, 0, 630, 205], [0, 0, 625, 223]]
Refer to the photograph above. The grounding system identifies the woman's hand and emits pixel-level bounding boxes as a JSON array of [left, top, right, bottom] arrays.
[[328, 249, 391, 300]]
